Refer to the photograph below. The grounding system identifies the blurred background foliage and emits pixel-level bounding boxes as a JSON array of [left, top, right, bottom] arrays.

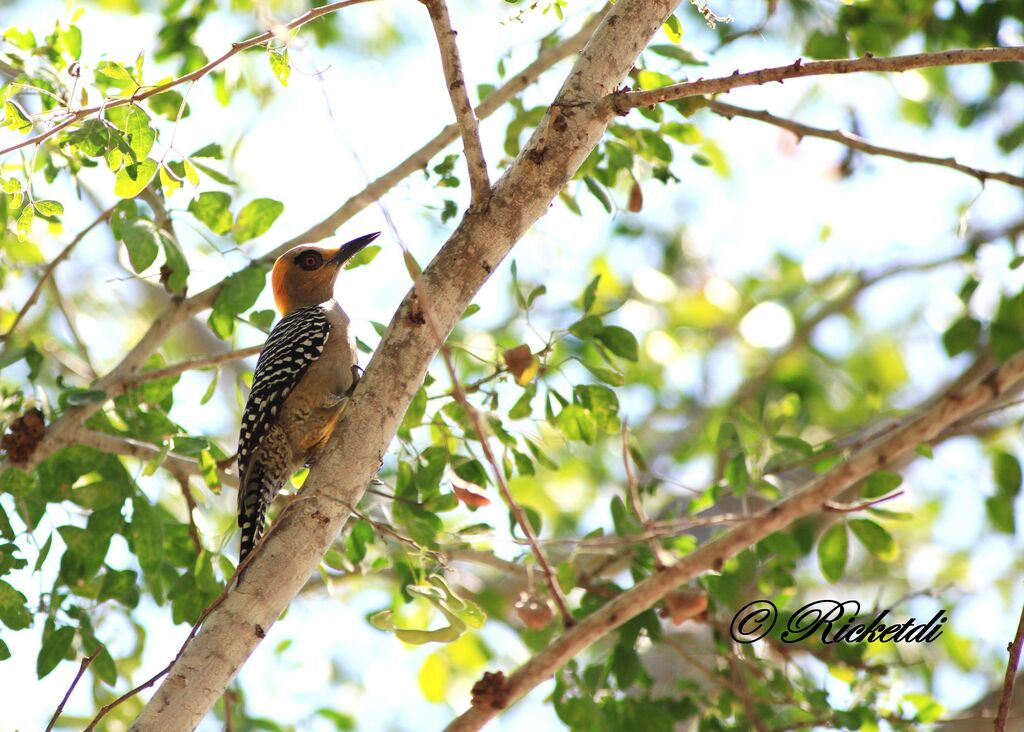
[[1, 0, 1023, 729]]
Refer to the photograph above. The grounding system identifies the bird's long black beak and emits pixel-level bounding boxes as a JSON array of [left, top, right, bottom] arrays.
[[331, 232, 381, 266]]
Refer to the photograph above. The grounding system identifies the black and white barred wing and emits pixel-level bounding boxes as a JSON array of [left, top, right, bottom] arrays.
[[236, 305, 331, 488]]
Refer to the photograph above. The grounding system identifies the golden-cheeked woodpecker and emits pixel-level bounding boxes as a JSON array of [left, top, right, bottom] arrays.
[[236, 232, 380, 561]]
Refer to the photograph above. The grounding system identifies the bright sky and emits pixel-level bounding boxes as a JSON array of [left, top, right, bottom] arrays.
[[2, 0, 1023, 729]]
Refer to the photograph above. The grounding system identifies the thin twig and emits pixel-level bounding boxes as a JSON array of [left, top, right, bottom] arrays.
[[0, 0, 375, 158], [118, 345, 261, 390], [1, 206, 114, 343], [707, 99, 1024, 189], [223, 689, 235, 732], [823, 490, 904, 513], [47, 645, 103, 732], [422, 0, 491, 208], [612, 47, 1024, 111], [621, 424, 672, 568], [75, 429, 237, 489], [995, 591, 1024, 731]]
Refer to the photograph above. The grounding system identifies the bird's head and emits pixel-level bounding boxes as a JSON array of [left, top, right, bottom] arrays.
[[270, 232, 380, 314]]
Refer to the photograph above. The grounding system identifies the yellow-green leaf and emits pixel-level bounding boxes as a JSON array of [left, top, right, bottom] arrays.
[[113, 158, 158, 199], [3, 100, 31, 134], [418, 653, 449, 703], [268, 48, 290, 86], [159, 164, 182, 197]]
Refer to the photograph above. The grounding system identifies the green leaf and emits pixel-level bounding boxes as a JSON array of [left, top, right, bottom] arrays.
[[113, 158, 158, 198], [942, 316, 981, 357], [0, 579, 32, 629], [33, 200, 64, 217], [159, 164, 183, 197], [191, 143, 223, 159], [3, 100, 32, 134], [37, 625, 75, 678], [582, 275, 601, 313], [131, 493, 164, 579], [268, 47, 290, 86], [344, 245, 381, 270], [725, 453, 749, 494], [56, 24, 83, 59], [233, 198, 284, 243], [161, 237, 190, 294], [650, 43, 708, 65], [198, 371, 220, 406], [817, 522, 848, 582], [569, 315, 603, 339], [191, 160, 236, 186], [119, 221, 160, 273], [509, 387, 535, 420], [986, 493, 1016, 534], [63, 388, 107, 407], [95, 60, 133, 82], [214, 266, 267, 315], [510, 505, 542, 537], [453, 458, 488, 487], [556, 404, 597, 444], [597, 326, 638, 361], [862, 470, 902, 498], [661, 122, 702, 145], [805, 30, 850, 59], [188, 192, 233, 234], [182, 158, 200, 186], [848, 519, 898, 561], [583, 176, 612, 213], [574, 384, 620, 432], [99, 568, 140, 607], [662, 14, 683, 43], [3, 27, 36, 50], [69, 481, 124, 510], [640, 129, 673, 162], [582, 362, 624, 386], [0, 468, 38, 497], [993, 451, 1022, 497], [636, 70, 674, 90], [16, 204, 34, 240], [117, 105, 155, 159]]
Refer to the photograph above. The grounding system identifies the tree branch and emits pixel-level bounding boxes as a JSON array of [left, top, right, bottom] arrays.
[[117, 345, 261, 391], [0, 0, 375, 158], [129, 1, 681, 727], [706, 99, 1024, 189], [47, 645, 103, 732], [444, 351, 1024, 731], [995, 594, 1024, 731], [75, 429, 237, 489], [611, 47, 1024, 111], [422, 0, 491, 208]]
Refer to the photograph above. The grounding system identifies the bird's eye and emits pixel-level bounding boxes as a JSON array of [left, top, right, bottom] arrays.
[[296, 250, 323, 271]]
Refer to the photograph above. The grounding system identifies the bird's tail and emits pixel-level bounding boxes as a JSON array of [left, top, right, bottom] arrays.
[[238, 464, 273, 562]]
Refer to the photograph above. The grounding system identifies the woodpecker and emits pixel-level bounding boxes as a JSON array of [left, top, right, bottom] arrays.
[[236, 232, 380, 561]]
